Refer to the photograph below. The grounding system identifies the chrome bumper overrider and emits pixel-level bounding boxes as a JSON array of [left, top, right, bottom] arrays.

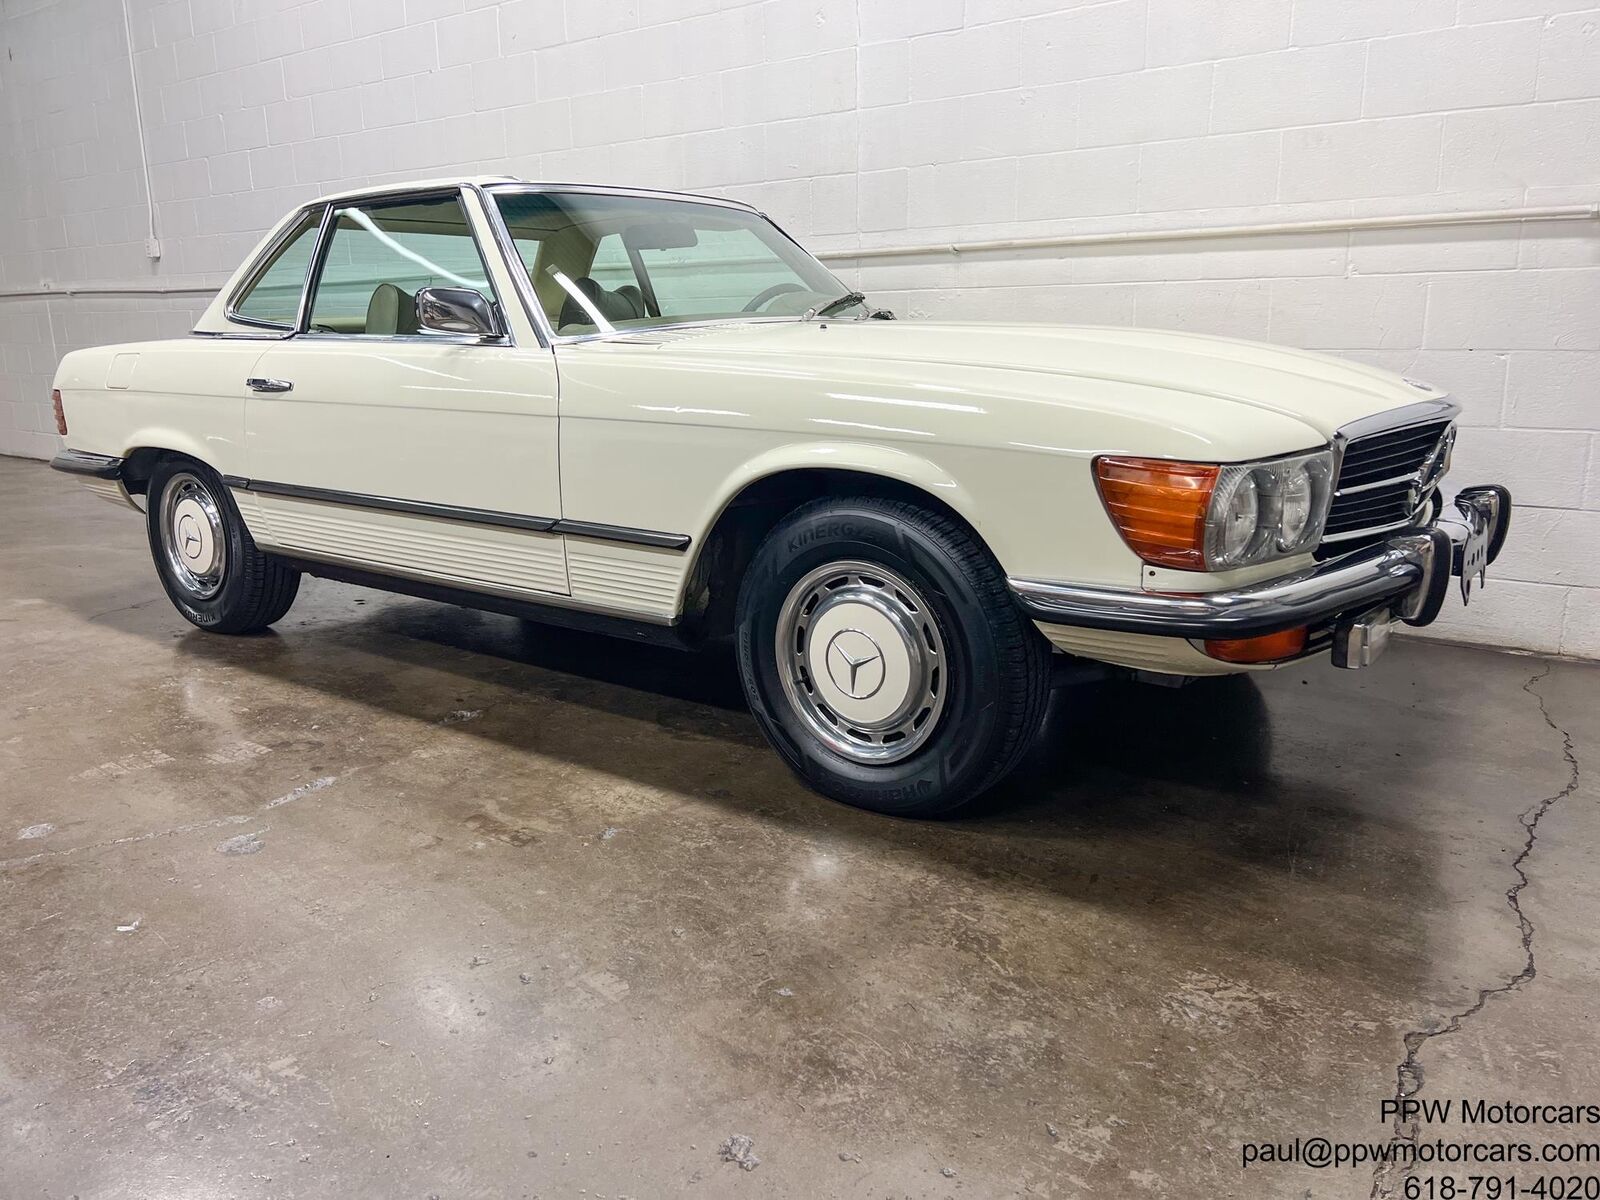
[[1010, 486, 1512, 642], [49, 449, 126, 479]]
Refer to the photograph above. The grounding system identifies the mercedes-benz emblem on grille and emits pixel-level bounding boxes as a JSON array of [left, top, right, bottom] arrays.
[[1408, 427, 1454, 511], [825, 629, 885, 700]]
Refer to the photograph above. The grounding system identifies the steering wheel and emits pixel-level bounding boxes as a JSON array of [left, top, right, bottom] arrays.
[[743, 282, 809, 313]]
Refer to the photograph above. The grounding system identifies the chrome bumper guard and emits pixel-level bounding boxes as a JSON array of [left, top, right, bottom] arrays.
[[1010, 485, 1512, 643], [49, 449, 126, 479]]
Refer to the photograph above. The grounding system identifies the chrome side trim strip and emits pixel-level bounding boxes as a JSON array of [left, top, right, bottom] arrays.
[[553, 520, 691, 551], [49, 449, 125, 479], [232, 478, 557, 532], [225, 477, 691, 550]]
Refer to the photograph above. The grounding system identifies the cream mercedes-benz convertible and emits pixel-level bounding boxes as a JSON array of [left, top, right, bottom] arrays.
[[50, 177, 1511, 816]]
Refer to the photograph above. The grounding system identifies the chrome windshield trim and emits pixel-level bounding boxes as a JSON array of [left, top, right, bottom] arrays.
[[480, 184, 851, 345], [466, 181, 553, 348]]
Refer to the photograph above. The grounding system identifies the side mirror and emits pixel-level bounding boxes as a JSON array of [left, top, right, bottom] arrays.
[[415, 286, 502, 339]]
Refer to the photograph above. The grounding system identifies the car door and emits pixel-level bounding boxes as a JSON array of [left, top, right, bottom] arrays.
[[242, 189, 567, 597]]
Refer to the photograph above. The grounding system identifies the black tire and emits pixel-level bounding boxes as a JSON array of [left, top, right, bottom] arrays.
[[735, 496, 1050, 817], [146, 457, 300, 634]]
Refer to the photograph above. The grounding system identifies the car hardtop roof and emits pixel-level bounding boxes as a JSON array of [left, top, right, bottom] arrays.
[[308, 176, 758, 211]]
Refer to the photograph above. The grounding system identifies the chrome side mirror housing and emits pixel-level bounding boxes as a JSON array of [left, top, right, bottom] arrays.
[[415, 286, 503, 339]]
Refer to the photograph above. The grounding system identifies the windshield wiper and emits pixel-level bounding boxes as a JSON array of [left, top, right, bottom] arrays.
[[803, 291, 867, 321]]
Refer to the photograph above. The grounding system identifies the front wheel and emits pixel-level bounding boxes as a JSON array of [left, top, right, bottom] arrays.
[[735, 497, 1050, 817], [146, 458, 301, 633]]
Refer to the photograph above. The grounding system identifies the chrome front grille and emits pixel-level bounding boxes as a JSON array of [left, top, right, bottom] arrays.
[[1320, 416, 1455, 554]]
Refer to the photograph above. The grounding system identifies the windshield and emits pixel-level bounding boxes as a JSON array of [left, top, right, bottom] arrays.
[[491, 190, 866, 336]]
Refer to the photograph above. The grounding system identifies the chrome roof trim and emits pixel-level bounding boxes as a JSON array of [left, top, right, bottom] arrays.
[[480, 180, 759, 212]]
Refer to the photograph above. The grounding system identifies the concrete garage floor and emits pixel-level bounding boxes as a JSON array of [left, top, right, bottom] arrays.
[[2, 454, 1594, 1200]]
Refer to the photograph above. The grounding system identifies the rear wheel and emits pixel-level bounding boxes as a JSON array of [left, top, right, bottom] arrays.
[[735, 496, 1050, 817], [146, 458, 300, 633]]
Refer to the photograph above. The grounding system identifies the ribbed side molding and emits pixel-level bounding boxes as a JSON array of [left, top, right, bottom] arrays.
[[225, 476, 691, 550], [568, 542, 686, 614]]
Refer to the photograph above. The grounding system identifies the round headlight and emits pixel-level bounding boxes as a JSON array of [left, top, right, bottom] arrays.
[[1211, 469, 1261, 566], [1279, 463, 1314, 548]]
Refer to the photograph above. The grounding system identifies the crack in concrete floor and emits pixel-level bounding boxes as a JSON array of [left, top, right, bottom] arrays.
[[1371, 666, 1584, 1199]]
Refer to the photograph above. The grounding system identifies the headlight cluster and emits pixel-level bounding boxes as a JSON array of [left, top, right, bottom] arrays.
[[1205, 452, 1334, 568], [1095, 449, 1335, 572]]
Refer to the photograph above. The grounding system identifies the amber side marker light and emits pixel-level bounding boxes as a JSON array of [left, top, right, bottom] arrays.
[[1203, 626, 1308, 664], [1094, 455, 1218, 570], [52, 389, 67, 436]]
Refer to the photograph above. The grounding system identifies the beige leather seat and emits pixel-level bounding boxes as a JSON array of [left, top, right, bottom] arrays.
[[365, 283, 420, 335], [557, 277, 647, 330]]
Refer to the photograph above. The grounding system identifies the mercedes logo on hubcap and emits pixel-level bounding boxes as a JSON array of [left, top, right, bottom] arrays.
[[178, 515, 202, 557], [824, 629, 886, 700]]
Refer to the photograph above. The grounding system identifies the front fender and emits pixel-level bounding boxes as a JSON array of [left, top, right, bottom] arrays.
[[698, 440, 984, 534], [682, 437, 1146, 603]]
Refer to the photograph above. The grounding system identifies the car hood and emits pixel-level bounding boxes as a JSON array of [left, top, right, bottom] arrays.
[[609, 320, 1444, 441]]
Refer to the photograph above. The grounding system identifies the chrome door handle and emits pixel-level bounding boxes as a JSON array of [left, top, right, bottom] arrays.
[[246, 377, 293, 393]]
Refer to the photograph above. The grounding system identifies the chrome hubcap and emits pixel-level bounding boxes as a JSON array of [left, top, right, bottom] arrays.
[[161, 473, 226, 599], [775, 560, 947, 764]]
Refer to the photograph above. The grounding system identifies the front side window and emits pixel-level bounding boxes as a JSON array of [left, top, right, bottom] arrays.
[[232, 209, 321, 327], [307, 193, 497, 335], [494, 191, 861, 336]]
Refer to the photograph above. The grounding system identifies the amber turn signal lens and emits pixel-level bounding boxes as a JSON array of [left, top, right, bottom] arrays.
[[52, 389, 67, 437], [1094, 456, 1219, 569], [1203, 626, 1308, 664]]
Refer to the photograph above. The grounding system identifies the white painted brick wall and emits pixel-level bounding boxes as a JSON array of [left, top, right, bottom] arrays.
[[1, 0, 1597, 659]]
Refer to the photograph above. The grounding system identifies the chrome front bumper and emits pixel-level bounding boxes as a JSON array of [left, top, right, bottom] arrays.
[[1010, 485, 1512, 643]]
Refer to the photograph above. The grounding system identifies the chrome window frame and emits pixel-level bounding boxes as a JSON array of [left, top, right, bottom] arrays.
[[223, 204, 330, 333], [297, 185, 516, 347], [477, 182, 852, 347]]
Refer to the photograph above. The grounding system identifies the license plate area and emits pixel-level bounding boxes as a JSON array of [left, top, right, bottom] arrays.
[[1455, 499, 1491, 603]]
